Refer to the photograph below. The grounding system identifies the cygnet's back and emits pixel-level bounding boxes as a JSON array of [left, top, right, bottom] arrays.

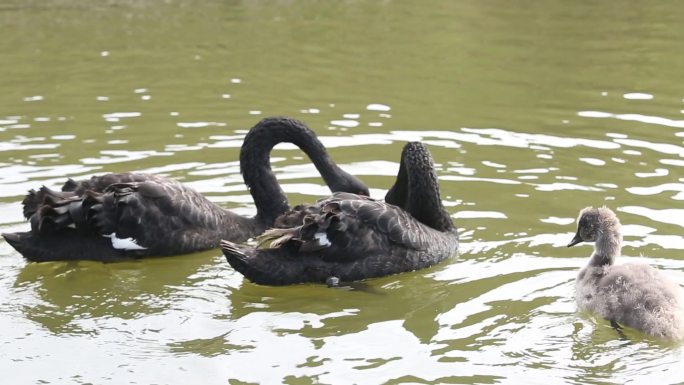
[[569, 206, 684, 340]]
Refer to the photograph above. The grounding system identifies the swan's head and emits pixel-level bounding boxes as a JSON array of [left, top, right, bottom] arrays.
[[384, 141, 454, 232], [568, 206, 619, 247], [331, 173, 369, 197]]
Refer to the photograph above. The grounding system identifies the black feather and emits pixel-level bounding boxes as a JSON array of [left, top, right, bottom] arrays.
[[3, 117, 370, 262], [222, 142, 459, 285]]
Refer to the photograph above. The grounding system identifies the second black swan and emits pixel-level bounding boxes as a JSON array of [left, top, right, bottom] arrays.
[[221, 142, 459, 285], [2, 117, 368, 262]]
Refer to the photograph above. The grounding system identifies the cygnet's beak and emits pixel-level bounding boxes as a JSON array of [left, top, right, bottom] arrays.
[[567, 231, 583, 247]]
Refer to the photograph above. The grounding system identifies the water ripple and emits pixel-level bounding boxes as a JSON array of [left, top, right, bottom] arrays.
[[579, 110, 684, 129]]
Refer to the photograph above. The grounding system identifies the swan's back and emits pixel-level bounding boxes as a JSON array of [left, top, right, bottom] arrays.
[[293, 192, 457, 263], [577, 260, 684, 339], [4, 173, 247, 262], [223, 191, 459, 286]]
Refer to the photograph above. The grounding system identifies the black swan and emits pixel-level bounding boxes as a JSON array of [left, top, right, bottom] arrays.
[[568, 206, 684, 339], [2, 117, 369, 262], [221, 141, 459, 286]]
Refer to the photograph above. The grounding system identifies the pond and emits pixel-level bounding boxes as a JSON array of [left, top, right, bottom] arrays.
[[1, 1, 684, 384]]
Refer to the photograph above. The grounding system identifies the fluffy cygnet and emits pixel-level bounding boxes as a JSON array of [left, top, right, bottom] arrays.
[[568, 206, 684, 340]]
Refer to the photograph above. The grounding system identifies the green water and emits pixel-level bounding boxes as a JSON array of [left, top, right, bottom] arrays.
[[2, 1, 684, 384]]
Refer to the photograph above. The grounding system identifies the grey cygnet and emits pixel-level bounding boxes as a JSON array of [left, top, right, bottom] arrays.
[[568, 206, 684, 340]]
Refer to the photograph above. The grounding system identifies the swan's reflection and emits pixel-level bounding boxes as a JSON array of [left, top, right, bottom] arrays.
[[14, 251, 218, 335], [171, 262, 458, 357]]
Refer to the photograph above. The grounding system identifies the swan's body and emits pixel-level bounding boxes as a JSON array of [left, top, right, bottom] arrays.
[[3, 174, 259, 262], [568, 206, 684, 339], [221, 142, 458, 286], [2, 117, 368, 262]]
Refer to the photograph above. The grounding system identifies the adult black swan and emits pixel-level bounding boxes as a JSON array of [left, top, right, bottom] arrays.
[[2, 117, 369, 262], [221, 141, 459, 286]]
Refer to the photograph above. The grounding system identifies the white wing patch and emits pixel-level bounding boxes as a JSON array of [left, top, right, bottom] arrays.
[[314, 232, 331, 247], [103, 233, 148, 250]]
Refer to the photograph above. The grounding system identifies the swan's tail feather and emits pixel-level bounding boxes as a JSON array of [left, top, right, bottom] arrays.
[[221, 240, 251, 271], [2, 230, 125, 262], [2, 231, 59, 262], [220, 240, 245, 257], [221, 239, 307, 286]]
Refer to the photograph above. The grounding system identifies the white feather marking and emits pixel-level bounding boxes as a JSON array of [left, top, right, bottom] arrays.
[[314, 232, 331, 247], [102, 233, 147, 250]]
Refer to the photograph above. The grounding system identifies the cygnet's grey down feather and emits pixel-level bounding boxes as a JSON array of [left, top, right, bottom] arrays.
[[568, 206, 684, 339]]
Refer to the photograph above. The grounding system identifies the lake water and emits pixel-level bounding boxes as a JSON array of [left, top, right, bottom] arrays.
[[2, 1, 684, 384]]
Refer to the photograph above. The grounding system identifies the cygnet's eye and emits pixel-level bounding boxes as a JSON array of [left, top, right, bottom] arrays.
[[580, 222, 597, 240], [578, 216, 590, 228]]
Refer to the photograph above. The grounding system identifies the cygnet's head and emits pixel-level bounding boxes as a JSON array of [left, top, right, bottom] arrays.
[[567, 206, 619, 247]]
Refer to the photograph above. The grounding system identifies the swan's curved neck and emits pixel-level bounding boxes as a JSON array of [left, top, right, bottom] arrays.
[[589, 222, 621, 266], [240, 117, 357, 226], [385, 144, 454, 232]]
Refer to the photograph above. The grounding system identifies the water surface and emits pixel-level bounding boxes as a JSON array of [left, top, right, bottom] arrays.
[[2, 1, 684, 384]]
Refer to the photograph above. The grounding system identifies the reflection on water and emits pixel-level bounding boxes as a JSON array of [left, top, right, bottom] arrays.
[[3, 0, 684, 384], [12, 252, 215, 332]]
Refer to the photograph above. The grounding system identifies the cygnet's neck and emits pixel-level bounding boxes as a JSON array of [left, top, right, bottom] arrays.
[[589, 219, 622, 267]]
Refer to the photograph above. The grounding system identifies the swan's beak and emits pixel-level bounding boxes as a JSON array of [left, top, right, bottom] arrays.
[[567, 231, 583, 247]]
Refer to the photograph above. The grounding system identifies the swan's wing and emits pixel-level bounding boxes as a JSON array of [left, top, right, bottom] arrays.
[[264, 193, 438, 264], [22, 173, 161, 219], [62, 173, 164, 194], [27, 178, 226, 255], [22, 187, 75, 220], [224, 193, 458, 285], [272, 192, 375, 229], [335, 198, 433, 251]]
